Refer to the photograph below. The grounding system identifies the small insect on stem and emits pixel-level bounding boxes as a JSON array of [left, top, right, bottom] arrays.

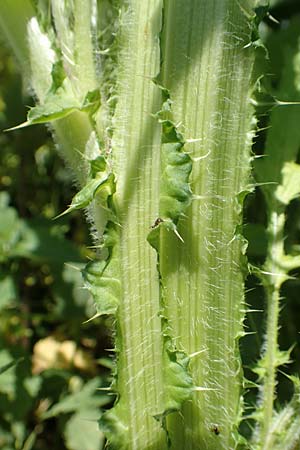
[[151, 217, 164, 228], [210, 424, 220, 436]]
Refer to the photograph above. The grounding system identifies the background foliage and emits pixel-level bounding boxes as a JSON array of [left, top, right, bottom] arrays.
[[0, 32, 113, 450], [1, 0, 300, 449]]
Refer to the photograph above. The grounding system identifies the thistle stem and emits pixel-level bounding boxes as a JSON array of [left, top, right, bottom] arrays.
[[254, 210, 287, 450], [159, 1, 256, 448]]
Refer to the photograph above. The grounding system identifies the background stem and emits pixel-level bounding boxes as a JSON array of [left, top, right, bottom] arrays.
[[259, 211, 285, 449]]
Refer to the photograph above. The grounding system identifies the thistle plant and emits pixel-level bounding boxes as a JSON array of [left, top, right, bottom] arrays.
[[251, 18, 300, 449], [1, 1, 300, 449]]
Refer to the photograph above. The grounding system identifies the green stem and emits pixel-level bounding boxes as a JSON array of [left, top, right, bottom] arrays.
[[254, 210, 287, 450], [262, 212, 284, 442], [101, 2, 167, 448], [0, 2, 262, 449], [252, 21, 300, 446], [159, 1, 256, 448], [73, 0, 97, 95]]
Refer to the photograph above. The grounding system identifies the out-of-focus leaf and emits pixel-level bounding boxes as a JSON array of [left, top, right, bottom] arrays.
[[0, 350, 17, 397], [0, 276, 18, 310], [276, 161, 300, 205], [12, 218, 82, 263], [0, 192, 24, 262], [11, 420, 26, 450], [97, 357, 114, 370], [23, 376, 42, 398], [0, 353, 37, 421], [64, 408, 104, 450], [0, 425, 14, 450], [0, 357, 23, 375], [0, 193, 82, 264], [42, 377, 108, 419], [269, 0, 284, 6], [52, 262, 92, 319]]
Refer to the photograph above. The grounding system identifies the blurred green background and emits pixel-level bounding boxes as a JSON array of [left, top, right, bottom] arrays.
[[0, 32, 114, 450], [1, 0, 300, 449]]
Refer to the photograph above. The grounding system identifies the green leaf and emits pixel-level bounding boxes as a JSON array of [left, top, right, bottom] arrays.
[[42, 378, 108, 419], [0, 276, 18, 310], [250, 3, 269, 47], [26, 92, 80, 125], [52, 263, 91, 319], [10, 218, 82, 263], [23, 376, 42, 398], [56, 178, 105, 217], [0, 194, 80, 264], [0, 425, 14, 450], [64, 409, 105, 450], [99, 406, 128, 450], [147, 99, 192, 251], [90, 156, 107, 178], [155, 343, 193, 422], [56, 173, 115, 218], [160, 142, 192, 222], [0, 192, 24, 262], [0, 350, 17, 396], [83, 260, 120, 317], [81, 89, 101, 115], [9, 88, 100, 130], [0, 357, 23, 375], [82, 225, 120, 317], [56, 150, 115, 219], [50, 60, 67, 93]]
